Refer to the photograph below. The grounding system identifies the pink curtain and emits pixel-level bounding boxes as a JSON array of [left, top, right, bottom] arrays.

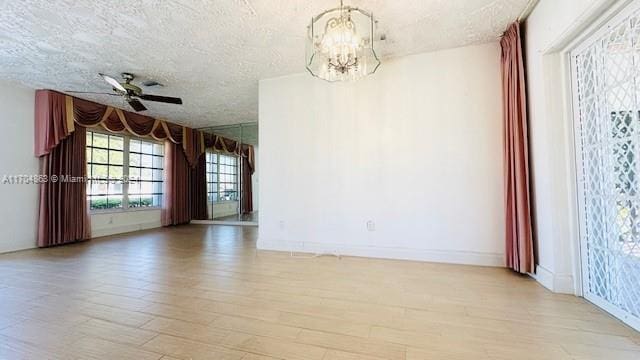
[[37, 127, 90, 247], [241, 145, 255, 214], [34, 90, 257, 239], [162, 141, 192, 226], [190, 154, 208, 220], [34, 90, 73, 157], [501, 22, 535, 273]]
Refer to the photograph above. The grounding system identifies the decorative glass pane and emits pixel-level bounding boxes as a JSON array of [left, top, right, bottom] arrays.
[[573, 6, 640, 328]]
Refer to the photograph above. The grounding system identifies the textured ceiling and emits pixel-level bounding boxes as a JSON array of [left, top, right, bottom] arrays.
[[0, 0, 529, 127]]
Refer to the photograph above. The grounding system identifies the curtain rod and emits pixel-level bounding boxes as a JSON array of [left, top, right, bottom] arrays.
[[517, 0, 540, 22]]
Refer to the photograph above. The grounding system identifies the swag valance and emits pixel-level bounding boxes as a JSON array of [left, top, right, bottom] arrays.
[[34, 89, 254, 171]]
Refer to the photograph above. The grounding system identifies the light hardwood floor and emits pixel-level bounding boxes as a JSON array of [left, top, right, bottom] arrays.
[[0, 225, 638, 360]]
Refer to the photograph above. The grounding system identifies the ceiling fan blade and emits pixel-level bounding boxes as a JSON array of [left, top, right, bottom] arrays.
[[138, 94, 183, 104], [127, 99, 147, 112], [99, 73, 126, 92], [65, 90, 120, 96]]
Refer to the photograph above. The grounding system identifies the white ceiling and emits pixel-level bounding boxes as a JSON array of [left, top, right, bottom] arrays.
[[0, 0, 529, 128]]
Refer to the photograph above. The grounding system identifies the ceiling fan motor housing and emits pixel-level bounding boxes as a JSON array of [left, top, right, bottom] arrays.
[[118, 73, 142, 96], [121, 82, 142, 96]]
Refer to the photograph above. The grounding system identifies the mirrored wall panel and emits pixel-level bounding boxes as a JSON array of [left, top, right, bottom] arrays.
[[201, 122, 258, 225]]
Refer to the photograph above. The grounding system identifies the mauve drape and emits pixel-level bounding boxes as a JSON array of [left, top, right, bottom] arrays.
[[241, 158, 253, 214], [38, 127, 90, 247], [34, 90, 73, 157], [162, 141, 192, 226], [241, 145, 255, 214], [190, 154, 208, 220], [501, 22, 535, 273], [36, 90, 256, 170], [35, 90, 256, 234]]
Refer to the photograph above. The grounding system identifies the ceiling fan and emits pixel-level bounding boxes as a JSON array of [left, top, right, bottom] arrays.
[[67, 73, 183, 112]]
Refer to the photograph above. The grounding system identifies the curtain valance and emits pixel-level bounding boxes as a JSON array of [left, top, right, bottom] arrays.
[[34, 90, 255, 170]]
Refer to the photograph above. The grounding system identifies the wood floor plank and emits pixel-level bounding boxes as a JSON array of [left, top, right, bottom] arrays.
[[0, 225, 636, 359], [142, 333, 246, 360]]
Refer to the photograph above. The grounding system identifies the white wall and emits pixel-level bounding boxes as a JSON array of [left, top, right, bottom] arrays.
[[208, 201, 239, 219], [258, 43, 505, 266], [0, 81, 39, 253], [525, 0, 619, 293], [91, 210, 162, 238]]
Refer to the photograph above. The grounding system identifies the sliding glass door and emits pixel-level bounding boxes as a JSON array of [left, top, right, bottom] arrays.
[[571, 1, 640, 330]]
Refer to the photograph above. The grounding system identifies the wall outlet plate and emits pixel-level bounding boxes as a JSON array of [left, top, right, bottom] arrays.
[[366, 220, 375, 231]]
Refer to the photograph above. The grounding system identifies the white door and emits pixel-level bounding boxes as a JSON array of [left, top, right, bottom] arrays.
[[572, 1, 640, 331]]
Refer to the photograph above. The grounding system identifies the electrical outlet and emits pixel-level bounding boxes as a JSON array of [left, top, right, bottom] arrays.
[[108, 216, 114, 225], [366, 220, 375, 232], [278, 220, 285, 231]]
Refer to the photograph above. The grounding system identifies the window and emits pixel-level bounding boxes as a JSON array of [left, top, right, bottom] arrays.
[[128, 139, 164, 208], [86, 131, 164, 211], [206, 152, 238, 202], [86, 132, 124, 209]]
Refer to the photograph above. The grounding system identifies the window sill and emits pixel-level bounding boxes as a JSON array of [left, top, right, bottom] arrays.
[[90, 207, 162, 215]]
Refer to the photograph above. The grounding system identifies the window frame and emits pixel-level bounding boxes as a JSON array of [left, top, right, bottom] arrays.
[[86, 128, 165, 214], [206, 150, 239, 204]]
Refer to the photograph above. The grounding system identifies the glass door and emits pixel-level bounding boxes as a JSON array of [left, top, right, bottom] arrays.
[[571, 1, 640, 331]]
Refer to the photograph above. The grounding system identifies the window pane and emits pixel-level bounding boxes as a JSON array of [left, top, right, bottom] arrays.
[[91, 195, 107, 209], [109, 150, 123, 165], [129, 167, 140, 179], [108, 182, 123, 195], [140, 181, 153, 194], [93, 149, 108, 164], [140, 196, 153, 207], [153, 143, 163, 156], [91, 182, 106, 195], [108, 196, 123, 209], [141, 168, 152, 181], [93, 133, 108, 148], [153, 169, 163, 181], [130, 140, 141, 153], [109, 165, 123, 179], [152, 155, 163, 169], [92, 164, 108, 178], [141, 141, 153, 154], [110, 136, 124, 150], [128, 195, 141, 207], [129, 181, 140, 195], [141, 154, 153, 168], [130, 153, 141, 167], [153, 182, 163, 194]]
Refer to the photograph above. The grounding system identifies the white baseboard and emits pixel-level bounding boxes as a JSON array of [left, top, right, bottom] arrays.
[[553, 273, 576, 294], [257, 239, 504, 267], [533, 265, 575, 294], [91, 221, 162, 238], [533, 265, 555, 291], [191, 220, 258, 226]]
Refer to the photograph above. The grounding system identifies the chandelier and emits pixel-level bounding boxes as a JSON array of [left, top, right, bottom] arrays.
[[306, 0, 381, 82]]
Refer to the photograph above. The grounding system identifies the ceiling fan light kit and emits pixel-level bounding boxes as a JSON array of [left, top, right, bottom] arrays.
[[306, 0, 381, 82]]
